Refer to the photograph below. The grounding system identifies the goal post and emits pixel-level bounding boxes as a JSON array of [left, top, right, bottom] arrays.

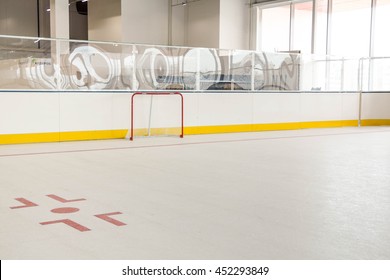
[[129, 91, 184, 141]]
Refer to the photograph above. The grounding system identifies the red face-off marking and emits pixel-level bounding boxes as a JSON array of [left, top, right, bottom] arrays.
[[47, 194, 86, 203], [40, 219, 91, 232], [10, 198, 38, 209], [95, 212, 127, 226], [51, 207, 80, 214], [10, 194, 126, 232]]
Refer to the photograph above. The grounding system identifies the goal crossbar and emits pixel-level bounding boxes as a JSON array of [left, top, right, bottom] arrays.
[[130, 92, 184, 141]]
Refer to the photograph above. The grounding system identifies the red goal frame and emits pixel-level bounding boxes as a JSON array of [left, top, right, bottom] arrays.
[[130, 92, 184, 141]]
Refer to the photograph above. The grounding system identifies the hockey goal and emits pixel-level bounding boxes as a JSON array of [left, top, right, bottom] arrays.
[[129, 92, 184, 141]]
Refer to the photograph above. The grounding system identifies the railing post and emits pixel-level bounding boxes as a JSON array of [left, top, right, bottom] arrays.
[[196, 49, 200, 91], [251, 52, 255, 91], [358, 57, 364, 127]]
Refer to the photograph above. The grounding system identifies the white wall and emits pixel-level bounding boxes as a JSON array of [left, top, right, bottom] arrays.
[[50, 0, 69, 39], [69, 2, 88, 40], [88, 0, 121, 42], [2, 91, 381, 144], [0, 1, 5, 35], [187, 0, 220, 48], [0, 0, 38, 37], [0, 0, 253, 50], [219, 0, 250, 50], [59, 93, 129, 132], [172, 0, 251, 49], [171, 4, 186, 46], [3, 90, 390, 144], [0, 93, 60, 134], [39, 0, 51, 39], [361, 93, 390, 120], [122, 0, 169, 45]]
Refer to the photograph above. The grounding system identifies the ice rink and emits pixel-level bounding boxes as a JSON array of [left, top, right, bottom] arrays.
[[1, 127, 390, 259]]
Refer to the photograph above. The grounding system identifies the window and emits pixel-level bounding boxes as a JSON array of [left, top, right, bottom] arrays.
[[369, 0, 390, 90], [372, 0, 390, 56], [258, 1, 314, 54], [313, 0, 328, 54], [329, 0, 371, 57], [292, 1, 313, 53], [259, 4, 291, 52]]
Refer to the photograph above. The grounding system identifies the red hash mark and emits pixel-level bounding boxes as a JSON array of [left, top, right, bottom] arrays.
[[47, 194, 86, 203], [40, 219, 91, 232], [10, 198, 38, 209], [95, 212, 126, 226]]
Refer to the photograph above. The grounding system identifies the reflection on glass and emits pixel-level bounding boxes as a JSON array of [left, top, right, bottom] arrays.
[[0, 37, 54, 89], [254, 52, 300, 90], [198, 48, 221, 90], [292, 1, 313, 54], [300, 55, 327, 91], [231, 51, 253, 90], [0, 35, 390, 92], [368, 58, 390, 91], [64, 43, 120, 90]]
